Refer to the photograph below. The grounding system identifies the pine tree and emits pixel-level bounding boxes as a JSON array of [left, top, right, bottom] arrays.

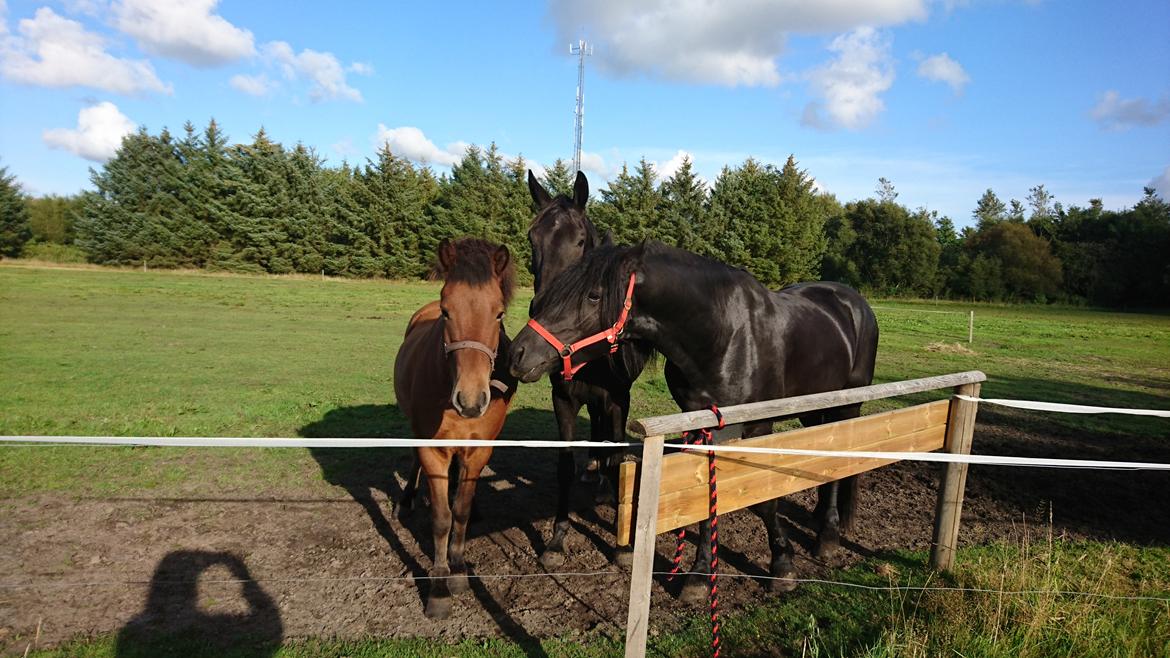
[[973, 189, 1006, 229], [592, 158, 662, 244], [658, 156, 707, 251], [540, 159, 574, 198], [0, 163, 32, 258]]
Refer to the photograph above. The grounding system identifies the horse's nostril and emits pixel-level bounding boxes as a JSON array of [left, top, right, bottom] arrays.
[[477, 392, 488, 410]]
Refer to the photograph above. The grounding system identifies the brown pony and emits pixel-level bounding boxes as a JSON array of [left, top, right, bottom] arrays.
[[393, 237, 517, 619]]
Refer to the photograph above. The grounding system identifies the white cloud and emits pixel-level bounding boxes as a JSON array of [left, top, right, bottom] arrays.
[[0, 7, 171, 94], [43, 101, 136, 162], [347, 61, 374, 75], [917, 52, 969, 94], [111, 0, 254, 67], [374, 125, 466, 166], [547, 0, 926, 86], [1150, 166, 1170, 199], [802, 27, 894, 130], [230, 72, 274, 97], [655, 150, 693, 181], [263, 40, 363, 102], [1090, 91, 1170, 131]]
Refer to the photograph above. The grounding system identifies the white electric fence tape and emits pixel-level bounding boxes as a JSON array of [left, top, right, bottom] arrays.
[[959, 395, 1170, 417], [2, 396, 1167, 469]]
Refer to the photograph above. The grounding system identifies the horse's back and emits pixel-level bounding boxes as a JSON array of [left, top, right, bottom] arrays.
[[773, 281, 878, 390]]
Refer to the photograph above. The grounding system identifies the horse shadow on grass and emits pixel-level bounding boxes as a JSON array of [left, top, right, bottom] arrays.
[[300, 405, 599, 656], [115, 550, 282, 658]]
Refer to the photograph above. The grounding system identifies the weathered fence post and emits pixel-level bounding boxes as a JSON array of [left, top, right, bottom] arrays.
[[930, 382, 981, 571], [968, 311, 974, 344], [624, 435, 665, 658]]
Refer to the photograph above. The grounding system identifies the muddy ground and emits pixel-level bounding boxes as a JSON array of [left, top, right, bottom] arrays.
[[2, 411, 1169, 655]]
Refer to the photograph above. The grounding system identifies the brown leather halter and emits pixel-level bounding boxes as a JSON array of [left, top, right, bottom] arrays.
[[444, 331, 508, 393], [525, 272, 637, 382]]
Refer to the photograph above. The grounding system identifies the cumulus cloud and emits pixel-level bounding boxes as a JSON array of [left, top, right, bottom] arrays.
[[111, 0, 253, 67], [802, 27, 894, 130], [43, 101, 136, 161], [263, 41, 363, 102], [0, 7, 170, 94], [1150, 166, 1170, 199], [347, 61, 374, 76], [230, 72, 274, 97], [547, 0, 926, 86], [1090, 91, 1170, 131], [917, 52, 969, 94], [655, 150, 694, 181], [374, 125, 466, 166]]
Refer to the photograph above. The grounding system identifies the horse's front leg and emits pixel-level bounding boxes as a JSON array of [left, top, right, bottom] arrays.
[[757, 498, 798, 592], [420, 449, 454, 619], [540, 387, 581, 569], [680, 518, 713, 603], [448, 448, 490, 595]]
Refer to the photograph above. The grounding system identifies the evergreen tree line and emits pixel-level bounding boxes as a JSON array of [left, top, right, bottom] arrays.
[[2, 120, 1167, 307]]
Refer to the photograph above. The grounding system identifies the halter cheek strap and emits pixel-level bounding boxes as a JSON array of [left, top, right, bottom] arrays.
[[525, 271, 637, 382]]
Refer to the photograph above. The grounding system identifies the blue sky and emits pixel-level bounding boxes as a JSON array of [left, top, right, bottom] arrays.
[[1, 0, 1168, 227]]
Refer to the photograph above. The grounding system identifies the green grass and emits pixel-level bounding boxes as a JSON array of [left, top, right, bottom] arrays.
[[3, 263, 1169, 657]]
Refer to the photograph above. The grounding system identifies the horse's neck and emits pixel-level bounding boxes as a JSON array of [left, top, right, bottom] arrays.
[[416, 316, 454, 391]]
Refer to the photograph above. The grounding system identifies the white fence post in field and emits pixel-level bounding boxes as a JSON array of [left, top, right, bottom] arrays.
[[968, 311, 974, 344]]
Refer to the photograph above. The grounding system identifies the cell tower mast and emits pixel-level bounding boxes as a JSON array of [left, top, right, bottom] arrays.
[[570, 39, 592, 175]]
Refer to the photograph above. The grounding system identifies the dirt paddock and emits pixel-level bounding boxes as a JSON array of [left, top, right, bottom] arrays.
[[2, 412, 1168, 654]]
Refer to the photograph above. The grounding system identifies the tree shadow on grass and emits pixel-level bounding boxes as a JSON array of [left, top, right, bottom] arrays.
[[115, 551, 282, 658]]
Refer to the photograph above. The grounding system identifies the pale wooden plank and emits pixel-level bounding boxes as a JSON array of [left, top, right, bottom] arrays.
[[655, 400, 949, 494], [628, 371, 986, 438], [624, 436, 665, 658], [652, 424, 946, 534]]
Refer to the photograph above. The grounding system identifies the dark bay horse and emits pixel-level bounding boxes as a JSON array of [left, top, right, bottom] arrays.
[[526, 171, 652, 567], [508, 240, 877, 600], [394, 237, 518, 618]]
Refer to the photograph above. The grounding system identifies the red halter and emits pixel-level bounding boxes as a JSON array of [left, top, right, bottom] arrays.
[[525, 272, 637, 381]]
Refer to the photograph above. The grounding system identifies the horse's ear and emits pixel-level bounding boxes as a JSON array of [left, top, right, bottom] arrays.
[[528, 170, 552, 207], [492, 244, 511, 276], [600, 230, 614, 247], [437, 238, 456, 272], [573, 171, 589, 209], [628, 240, 650, 284]]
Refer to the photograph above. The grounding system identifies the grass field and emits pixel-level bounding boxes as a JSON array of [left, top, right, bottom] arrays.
[[2, 261, 1169, 656]]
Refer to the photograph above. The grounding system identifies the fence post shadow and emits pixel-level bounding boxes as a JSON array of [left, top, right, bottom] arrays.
[[115, 550, 282, 658]]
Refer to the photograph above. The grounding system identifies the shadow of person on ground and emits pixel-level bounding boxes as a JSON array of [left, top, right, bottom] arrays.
[[115, 550, 282, 658]]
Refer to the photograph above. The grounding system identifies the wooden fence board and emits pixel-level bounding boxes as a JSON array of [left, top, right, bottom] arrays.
[[616, 400, 950, 545]]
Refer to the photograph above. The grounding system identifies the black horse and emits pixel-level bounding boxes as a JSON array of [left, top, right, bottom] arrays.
[[526, 171, 652, 567], [509, 240, 878, 600]]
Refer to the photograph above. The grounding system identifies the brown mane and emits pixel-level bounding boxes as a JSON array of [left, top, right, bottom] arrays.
[[431, 237, 516, 307]]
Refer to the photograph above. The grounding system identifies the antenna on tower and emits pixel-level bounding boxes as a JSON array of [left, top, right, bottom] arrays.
[[569, 39, 592, 175]]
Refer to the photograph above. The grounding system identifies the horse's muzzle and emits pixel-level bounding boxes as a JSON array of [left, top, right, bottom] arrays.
[[507, 331, 557, 383]]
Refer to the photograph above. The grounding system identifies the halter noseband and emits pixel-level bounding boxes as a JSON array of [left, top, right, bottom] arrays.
[[443, 328, 509, 394], [525, 272, 637, 382]]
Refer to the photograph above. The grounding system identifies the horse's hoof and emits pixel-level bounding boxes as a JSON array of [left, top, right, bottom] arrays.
[[539, 549, 566, 569], [612, 548, 633, 569], [814, 537, 841, 559], [679, 577, 709, 604], [580, 458, 600, 483], [424, 596, 451, 620], [768, 572, 799, 593], [448, 572, 470, 595]]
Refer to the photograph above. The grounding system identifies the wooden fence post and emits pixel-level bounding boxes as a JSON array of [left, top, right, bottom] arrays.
[[930, 382, 981, 571], [624, 435, 665, 658]]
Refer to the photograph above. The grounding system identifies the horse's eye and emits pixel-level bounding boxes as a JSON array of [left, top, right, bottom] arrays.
[[587, 290, 602, 303], [496, 311, 505, 321], [576, 239, 585, 247], [440, 308, 449, 318]]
